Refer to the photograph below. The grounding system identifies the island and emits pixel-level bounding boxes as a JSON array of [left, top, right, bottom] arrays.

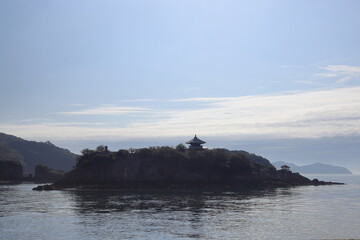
[[33, 143, 342, 191], [273, 161, 352, 174]]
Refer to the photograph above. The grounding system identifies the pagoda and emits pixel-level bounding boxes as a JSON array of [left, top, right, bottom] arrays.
[[186, 135, 206, 150]]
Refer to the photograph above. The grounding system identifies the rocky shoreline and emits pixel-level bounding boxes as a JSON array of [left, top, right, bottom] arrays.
[[33, 178, 344, 191]]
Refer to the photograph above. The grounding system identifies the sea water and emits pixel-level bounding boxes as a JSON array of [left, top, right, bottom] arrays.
[[1, 175, 360, 240]]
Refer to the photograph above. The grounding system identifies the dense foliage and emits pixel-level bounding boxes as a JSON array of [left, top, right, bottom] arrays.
[[49, 145, 333, 189], [60, 145, 275, 186]]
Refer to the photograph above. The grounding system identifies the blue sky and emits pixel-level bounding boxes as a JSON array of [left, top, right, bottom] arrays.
[[1, 1, 360, 171]]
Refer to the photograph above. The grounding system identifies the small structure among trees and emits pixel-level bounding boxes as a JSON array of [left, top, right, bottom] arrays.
[[80, 145, 108, 156], [186, 135, 206, 150]]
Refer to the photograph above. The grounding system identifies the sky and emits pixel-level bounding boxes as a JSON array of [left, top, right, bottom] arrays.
[[1, 1, 360, 172]]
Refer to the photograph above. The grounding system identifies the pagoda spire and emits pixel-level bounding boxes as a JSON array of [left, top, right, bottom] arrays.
[[186, 135, 206, 150]]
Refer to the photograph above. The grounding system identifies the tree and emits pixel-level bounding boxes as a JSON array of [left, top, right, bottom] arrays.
[[281, 165, 290, 171], [96, 145, 107, 152], [116, 149, 129, 158], [176, 143, 186, 152], [80, 148, 94, 156]]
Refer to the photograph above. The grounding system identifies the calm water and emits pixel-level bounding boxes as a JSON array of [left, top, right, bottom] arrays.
[[1, 175, 360, 240]]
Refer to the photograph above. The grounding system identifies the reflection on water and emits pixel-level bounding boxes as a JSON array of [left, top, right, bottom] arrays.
[[65, 188, 296, 240], [69, 188, 292, 214], [1, 182, 360, 240]]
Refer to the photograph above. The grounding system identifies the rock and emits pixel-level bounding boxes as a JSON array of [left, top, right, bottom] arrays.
[[312, 178, 320, 185], [32, 184, 55, 191], [311, 178, 343, 186]]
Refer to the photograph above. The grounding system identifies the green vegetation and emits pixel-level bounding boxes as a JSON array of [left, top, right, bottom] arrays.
[[34, 145, 342, 190], [56, 145, 277, 187]]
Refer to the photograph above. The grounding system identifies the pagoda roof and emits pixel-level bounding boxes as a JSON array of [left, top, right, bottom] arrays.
[[186, 135, 206, 144]]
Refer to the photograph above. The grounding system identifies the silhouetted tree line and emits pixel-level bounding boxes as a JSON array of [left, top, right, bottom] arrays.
[[66, 144, 276, 185], [53, 144, 329, 189]]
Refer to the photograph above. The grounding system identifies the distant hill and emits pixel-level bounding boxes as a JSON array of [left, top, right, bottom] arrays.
[[273, 161, 352, 174], [0, 142, 24, 180], [0, 132, 77, 174], [231, 150, 273, 168], [0, 142, 25, 164]]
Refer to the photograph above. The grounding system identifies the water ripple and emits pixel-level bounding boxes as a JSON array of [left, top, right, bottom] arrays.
[[1, 181, 360, 240]]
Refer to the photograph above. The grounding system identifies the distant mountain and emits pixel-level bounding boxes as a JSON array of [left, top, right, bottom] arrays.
[[273, 161, 352, 174], [0, 141, 25, 164], [0, 142, 24, 180], [0, 132, 77, 174]]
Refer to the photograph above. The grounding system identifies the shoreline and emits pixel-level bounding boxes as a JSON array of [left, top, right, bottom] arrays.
[[32, 179, 344, 191]]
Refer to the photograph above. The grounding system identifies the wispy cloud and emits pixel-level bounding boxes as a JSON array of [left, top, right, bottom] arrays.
[[70, 103, 86, 107], [58, 105, 150, 115], [318, 65, 360, 83], [122, 99, 158, 103], [294, 80, 324, 85], [2, 87, 360, 140], [281, 65, 305, 68], [184, 87, 202, 92], [171, 97, 238, 102]]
